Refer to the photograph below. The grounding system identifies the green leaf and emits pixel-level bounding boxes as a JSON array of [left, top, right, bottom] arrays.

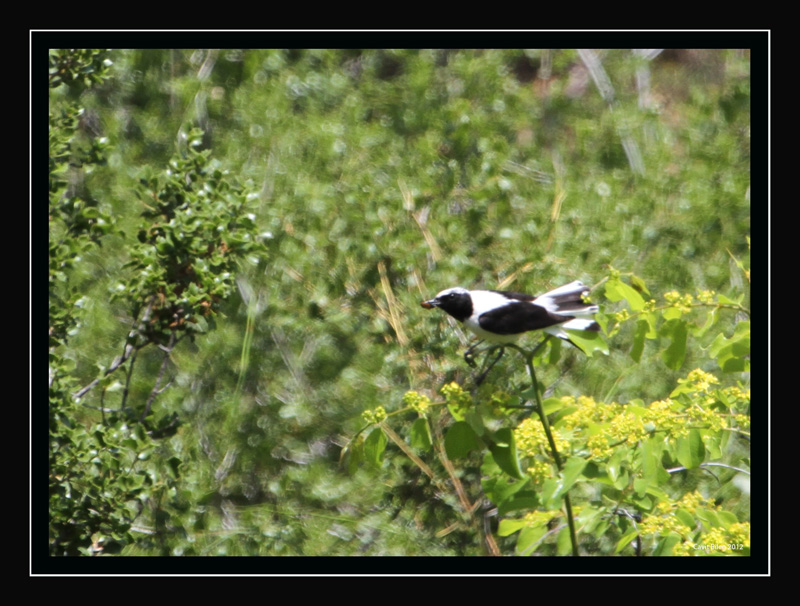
[[676, 429, 705, 469], [488, 428, 525, 480], [515, 525, 548, 556], [519, 393, 562, 416], [641, 437, 670, 486], [496, 492, 541, 516], [544, 336, 562, 365], [483, 467, 538, 514], [653, 532, 682, 556], [363, 427, 387, 468], [694, 306, 720, 337], [444, 421, 480, 459], [695, 508, 722, 529], [566, 329, 609, 357], [498, 518, 528, 537], [345, 440, 364, 475], [542, 458, 586, 508], [166, 456, 182, 479], [629, 273, 650, 295], [605, 277, 646, 311], [560, 457, 588, 493], [661, 319, 688, 370], [409, 417, 433, 451], [717, 511, 739, 528], [630, 317, 648, 362], [633, 477, 650, 497], [661, 306, 683, 321], [717, 293, 744, 306], [607, 447, 626, 484], [674, 509, 695, 530], [703, 432, 722, 459], [579, 460, 606, 481], [556, 526, 573, 555], [540, 478, 561, 510], [709, 321, 750, 372], [615, 529, 640, 554]]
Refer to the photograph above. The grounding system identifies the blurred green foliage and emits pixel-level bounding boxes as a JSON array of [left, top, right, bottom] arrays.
[[47, 48, 751, 558]]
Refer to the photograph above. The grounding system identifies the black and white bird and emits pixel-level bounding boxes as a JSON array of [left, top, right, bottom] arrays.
[[421, 280, 600, 348]]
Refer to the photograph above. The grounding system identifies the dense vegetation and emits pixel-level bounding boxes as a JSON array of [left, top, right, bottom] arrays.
[[46, 47, 753, 563]]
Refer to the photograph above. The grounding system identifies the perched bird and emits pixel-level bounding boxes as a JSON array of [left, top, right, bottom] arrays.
[[420, 280, 599, 348]]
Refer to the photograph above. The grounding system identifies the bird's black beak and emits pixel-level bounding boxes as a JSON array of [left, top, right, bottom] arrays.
[[421, 299, 437, 309]]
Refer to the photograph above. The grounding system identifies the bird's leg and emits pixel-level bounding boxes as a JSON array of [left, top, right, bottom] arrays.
[[464, 340, 485, 368], [475, 346, 505, 386]]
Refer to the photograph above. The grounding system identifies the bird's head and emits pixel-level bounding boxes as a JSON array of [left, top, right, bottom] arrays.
[[420, 288, 475, 323], [421, 287, 469, 309]]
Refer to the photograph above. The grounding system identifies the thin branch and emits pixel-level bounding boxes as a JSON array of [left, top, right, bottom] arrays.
[[432, 416, 477, 518], [72, 298, 155, 400], [667, 462, 750, 476], [72, 343, 139, 399], [507, 342, 580, 556], [482, 505, 502, 556], [381, 423, 436, 480], [141, 330, 178, 421], [120, 345, 140, 410]]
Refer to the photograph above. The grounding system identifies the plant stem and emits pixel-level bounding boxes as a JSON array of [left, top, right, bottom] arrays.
[[507, 342, 580, 556]]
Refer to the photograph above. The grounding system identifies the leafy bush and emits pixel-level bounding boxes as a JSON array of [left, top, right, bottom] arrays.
[[49, 50, 265, 555]]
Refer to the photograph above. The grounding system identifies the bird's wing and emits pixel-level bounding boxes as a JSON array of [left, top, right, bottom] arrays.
[[477, 302, 568, 335]]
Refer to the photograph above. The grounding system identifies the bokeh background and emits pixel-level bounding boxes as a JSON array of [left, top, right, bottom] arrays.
[[46, 45, 754, 559]]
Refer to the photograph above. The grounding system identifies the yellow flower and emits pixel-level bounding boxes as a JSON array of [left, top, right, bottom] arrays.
[[515, 418, 569, 459], [361, 405, 387, 424], [402, 391, 431, 416], [683, 369, 719, 392], [525, 459, 553, 485], [523, 509, 562, 527], [440, 381, 472, 409], [697, 290, 716, 304]]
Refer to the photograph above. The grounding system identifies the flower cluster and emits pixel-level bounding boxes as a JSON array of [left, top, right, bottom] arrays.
[[672, 369, 751, 434], [640, 491, 751, 556], [515, 417, 569, 461], [401, 391, 431, 417], [639, 490, 716, 538], [561, 395, 625, 427], [734, 412, 750, 430], [525, 459, 553, 485], [672, 522, 751, 556], [523, 509, 562, 527], [613, 308, 631, 323], [677, 368, 719, 393], [361, 406, 387, 425], [645, 398, 691, 440], [696, 289, 716, 305], [664, 290, 694, 313], [440, 382, 472, 415], [560, 396, 663, 458], [551, 369, 750, 461], [640, 511, 693, 538]]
